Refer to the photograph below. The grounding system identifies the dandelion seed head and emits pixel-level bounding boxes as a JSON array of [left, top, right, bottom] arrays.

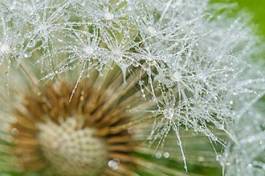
[[0, 0, 265, 174]]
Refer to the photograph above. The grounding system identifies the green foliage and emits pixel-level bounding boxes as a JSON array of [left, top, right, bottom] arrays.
[[212, 0, 265, 37]]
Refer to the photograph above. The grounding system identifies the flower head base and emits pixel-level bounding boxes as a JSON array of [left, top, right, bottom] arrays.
[[11, 74, 141, 175], [38, 118, 107, 176]]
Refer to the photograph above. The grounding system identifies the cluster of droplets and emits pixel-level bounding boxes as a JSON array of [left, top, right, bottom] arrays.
[[0, 0, 265, 173], [221, 107, 265, 176]]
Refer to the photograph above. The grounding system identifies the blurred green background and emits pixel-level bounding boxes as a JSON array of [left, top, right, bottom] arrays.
[[213, 0, 265, 100], [212, 0, 265, 38]]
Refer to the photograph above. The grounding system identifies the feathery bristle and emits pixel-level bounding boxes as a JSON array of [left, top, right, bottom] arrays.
[[10, 67, 146, 176]]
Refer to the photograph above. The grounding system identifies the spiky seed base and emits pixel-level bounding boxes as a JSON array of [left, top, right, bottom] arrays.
[[10, 72, 144, 176], [38, 118, 107, 176]]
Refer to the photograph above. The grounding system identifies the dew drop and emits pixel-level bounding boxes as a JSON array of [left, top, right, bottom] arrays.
[[155, 151, 162, 159], [108, 160, 119, 170], [104, 12, 114, 21], [0, 42, 11, 56], [163, 108, 174, 120], [83, 45, 94, 56], [247, 163, 252, 168], [147, 26, 157, 35], [163, 152, 170, 158], [198, 156, 205, 162], [172, 71, 182, 82]]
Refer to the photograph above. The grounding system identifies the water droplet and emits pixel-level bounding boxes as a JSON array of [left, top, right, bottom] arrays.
[[112, 48, 123, 59], [163, 108, 174, 120], [172, 71, 182, 82], [163, 152, 170, 158], [83, 45, 94, 56], [198, 156, 205, 162], [0, 42, 11, 56], [147, 26, 157, 35], [155, 151, 162, 159], [24, 53, 30, 58], [104, 12, 114, 21], [216, 154, 221, 161], [108, 160, 119, 170]]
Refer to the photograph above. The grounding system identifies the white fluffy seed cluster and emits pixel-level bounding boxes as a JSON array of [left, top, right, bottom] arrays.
[[37, 118, 108, 176], [0, 0, 263, 142], [221, 108, 265, 176]]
